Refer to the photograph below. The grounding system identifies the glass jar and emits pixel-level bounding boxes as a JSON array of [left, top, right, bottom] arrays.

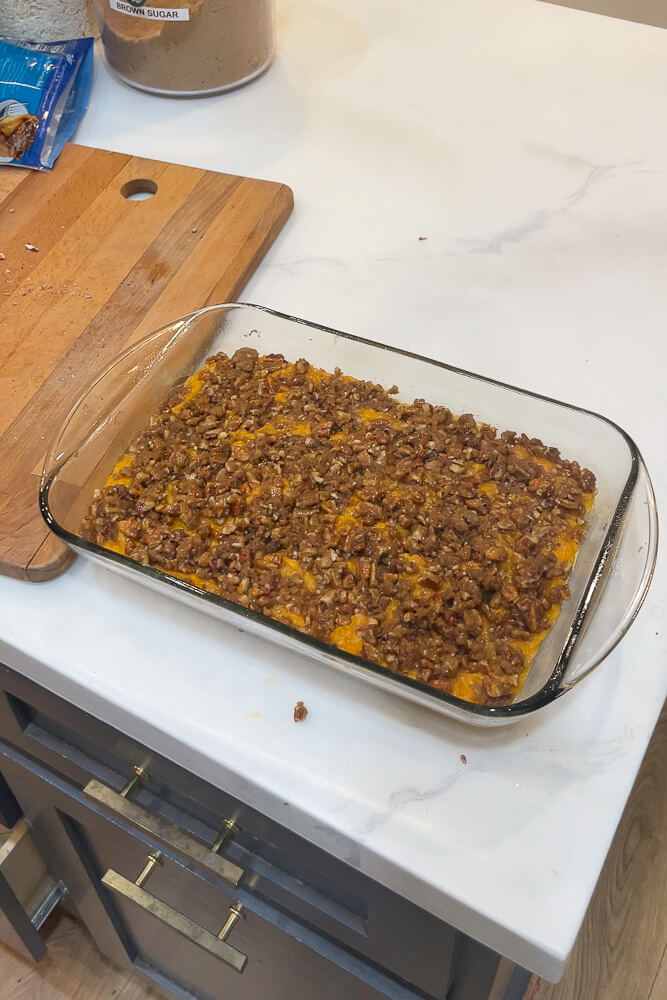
[[94, 0, 275, 96], [0, 1, 97, 42]]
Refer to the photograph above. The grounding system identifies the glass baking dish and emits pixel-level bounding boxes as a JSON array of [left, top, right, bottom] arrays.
[[40, 304, 658, 726]]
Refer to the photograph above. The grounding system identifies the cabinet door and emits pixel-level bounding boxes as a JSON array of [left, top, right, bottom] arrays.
[[0, 740, 426, 1000], [0, 773, 21, 830], [0, 813, 68, 962]]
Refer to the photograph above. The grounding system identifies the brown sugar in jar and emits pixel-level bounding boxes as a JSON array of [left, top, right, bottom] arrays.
[[94, 0, 275, 96]]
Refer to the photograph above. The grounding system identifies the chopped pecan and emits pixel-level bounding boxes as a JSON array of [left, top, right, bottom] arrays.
[[294, 701, 308, 722], [85, 351, 595, 708]]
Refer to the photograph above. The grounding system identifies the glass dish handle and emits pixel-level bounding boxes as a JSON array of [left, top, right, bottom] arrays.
[[558, 459, 658, 692]]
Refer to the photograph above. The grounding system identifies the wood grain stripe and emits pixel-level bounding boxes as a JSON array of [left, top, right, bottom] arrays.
[[0, 159, 205, 434], [26, 530, 74, 582], [0, 909, 132, 1000], [0, 478, 49, 580], [124, 178, 293, 347], [0, 154, 173, 370], [649, 945, 667, 1000], [0, 147, 127, 294], [208, 180, 294, 303], [0, 170, 243, 483], [0, 168, 27, 201], [0, 144, 293, 580]]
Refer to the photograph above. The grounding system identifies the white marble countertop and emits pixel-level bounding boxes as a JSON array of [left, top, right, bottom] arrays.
[[2, 0, 666, 982]]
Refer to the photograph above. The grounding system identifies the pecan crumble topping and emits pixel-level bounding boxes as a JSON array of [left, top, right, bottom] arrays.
[[294, 701, 308, 722], [82, 348, 595, 706]]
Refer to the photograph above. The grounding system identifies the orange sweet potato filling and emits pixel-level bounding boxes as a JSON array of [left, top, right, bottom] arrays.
[[85, 351, 595, 706]]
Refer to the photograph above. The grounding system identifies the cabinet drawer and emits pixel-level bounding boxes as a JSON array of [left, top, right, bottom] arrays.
[[0, 665, 455, 997], [0, 741, 426, 1000], [82, 815, 395, 1000]]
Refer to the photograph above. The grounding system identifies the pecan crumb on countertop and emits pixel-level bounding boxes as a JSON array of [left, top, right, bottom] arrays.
[[294, 701, 308, 722], [82, 348, 596, 708]]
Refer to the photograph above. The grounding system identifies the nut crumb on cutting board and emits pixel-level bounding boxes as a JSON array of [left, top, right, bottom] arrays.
[[294, 701, 308, 722]]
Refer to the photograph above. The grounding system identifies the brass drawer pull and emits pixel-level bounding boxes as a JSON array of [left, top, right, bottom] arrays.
[[84, 772, 244, 888], [102, 852, 247, 973]]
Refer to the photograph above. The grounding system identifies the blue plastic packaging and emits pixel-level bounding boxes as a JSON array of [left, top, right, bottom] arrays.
[[0, 37, 94, 170]]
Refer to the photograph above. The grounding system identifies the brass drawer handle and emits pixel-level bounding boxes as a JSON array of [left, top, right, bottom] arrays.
[[84, 770, 243, 888], [102, 851, 247, 973]]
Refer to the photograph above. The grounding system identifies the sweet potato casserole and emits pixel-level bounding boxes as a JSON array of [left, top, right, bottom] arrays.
[[82, 348, 595, 706]]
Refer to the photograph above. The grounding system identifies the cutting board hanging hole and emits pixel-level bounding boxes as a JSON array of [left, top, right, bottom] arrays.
[[121, 179, 158, 201]]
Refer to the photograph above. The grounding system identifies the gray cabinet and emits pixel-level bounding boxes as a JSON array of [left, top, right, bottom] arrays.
[[0, 664, 529, 1000], [0, 744, 416, 1000], [0, 664, 457, 998]]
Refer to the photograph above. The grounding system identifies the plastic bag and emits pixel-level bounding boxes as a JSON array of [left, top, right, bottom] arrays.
[[0, 37, 94, 171]]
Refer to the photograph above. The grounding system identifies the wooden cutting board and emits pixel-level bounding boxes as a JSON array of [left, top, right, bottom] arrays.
[[0, 143, 293, 582]]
